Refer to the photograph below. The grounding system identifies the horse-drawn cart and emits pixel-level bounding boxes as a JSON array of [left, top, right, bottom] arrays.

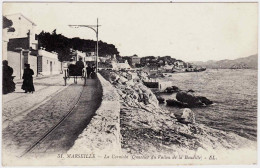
[[63, 64, 87, 86]]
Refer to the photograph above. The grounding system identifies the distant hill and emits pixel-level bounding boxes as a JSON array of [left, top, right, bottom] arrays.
[[191, 54, 258, 69]]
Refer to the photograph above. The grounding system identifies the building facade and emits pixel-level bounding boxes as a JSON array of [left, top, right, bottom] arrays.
[[38, 49, 61, 75], [174, 61, 185, 69], [130, 55, 141, 66], [5, 13, 38, 50]]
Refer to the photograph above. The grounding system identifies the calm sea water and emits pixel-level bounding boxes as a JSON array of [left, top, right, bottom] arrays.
[[159, 69, 257, 141]]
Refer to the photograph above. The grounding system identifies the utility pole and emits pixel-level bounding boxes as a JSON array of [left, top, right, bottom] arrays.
[[96, 18, 99, 72], [69, 18, 100, 73]]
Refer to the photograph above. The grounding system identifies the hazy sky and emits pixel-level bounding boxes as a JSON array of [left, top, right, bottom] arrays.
[[3, 3, 258, 62]]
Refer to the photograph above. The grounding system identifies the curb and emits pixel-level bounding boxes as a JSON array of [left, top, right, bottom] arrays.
[[68, 73, 121, 154]]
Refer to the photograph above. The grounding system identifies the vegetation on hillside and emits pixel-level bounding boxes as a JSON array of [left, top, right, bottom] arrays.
[[38, 29, 120, 61]]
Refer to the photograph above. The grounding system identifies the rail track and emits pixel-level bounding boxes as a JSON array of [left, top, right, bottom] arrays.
[[2, 82, 72, 130], [19, 85, 85, 157]]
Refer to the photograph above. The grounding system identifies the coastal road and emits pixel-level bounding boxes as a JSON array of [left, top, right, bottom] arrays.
[[26, 78, 103, 158], [2, 77, 102, 158], [2, 74, 67, 129]]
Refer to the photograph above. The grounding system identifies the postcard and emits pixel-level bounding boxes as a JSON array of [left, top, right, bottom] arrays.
[[2, 2, 258, 166]]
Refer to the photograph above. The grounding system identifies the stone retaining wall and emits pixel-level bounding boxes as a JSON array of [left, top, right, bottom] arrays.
[[68, 73, 121, 154]]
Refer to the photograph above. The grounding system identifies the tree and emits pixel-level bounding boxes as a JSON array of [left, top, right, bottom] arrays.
[[3, 16, 15, 32], [38, 30, 120, 61]]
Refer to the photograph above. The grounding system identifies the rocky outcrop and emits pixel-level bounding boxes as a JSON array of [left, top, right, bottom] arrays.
[[187, 89, 195, 93], [98, 70, 256, 164], [180, 108, 195, 124], [164, 86, 180, 93], [156, 95, 165, 104], [166, 99, 188, 108], [196, 96, 213, 105], [176, 91, 213, 107]]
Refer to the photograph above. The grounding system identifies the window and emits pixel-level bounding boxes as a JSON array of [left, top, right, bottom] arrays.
[[47, 60, 48, 64]]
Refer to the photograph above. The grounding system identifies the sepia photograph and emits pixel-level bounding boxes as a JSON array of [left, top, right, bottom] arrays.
[[1, 1, 258, 166]]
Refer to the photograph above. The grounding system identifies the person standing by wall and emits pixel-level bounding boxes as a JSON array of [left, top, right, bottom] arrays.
[[2, 60, 15, 94], [22, 64, 35, 93]]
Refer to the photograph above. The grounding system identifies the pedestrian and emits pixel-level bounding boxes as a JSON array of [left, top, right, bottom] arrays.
[[22, 64, 35, 93], [86, 64, 93, 79], [91, 64, 96, 79], [2, 60, 15, 94]]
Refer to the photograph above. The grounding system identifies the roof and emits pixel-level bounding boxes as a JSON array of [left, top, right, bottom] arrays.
[[5, 13, 37, 26], [164, 65, 173, 70], [116, 63, 131, 69]]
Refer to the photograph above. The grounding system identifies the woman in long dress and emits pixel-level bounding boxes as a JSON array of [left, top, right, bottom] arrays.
[[22, 64, 35, 93], [2, 60, 15, 94]]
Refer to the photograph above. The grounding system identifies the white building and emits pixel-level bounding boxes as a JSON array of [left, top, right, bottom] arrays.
[[38, 49, 61, 75], [2, 28, 9, 60], [112, 60, 131, 70], [174, 61, 185, 69], [70, 50, 87, 62], [158, 81, 173, 91], [162, 64, 173, 72], [3, 13, 39, 79], [5, 13, 38, 50]]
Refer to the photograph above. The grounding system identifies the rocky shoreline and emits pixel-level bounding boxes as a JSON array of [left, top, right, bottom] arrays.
[[99, 70, 256, 163]]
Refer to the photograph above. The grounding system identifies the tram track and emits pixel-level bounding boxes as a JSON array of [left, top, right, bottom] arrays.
[[20, 84, 85, 157], [2, 82, 72, 130]]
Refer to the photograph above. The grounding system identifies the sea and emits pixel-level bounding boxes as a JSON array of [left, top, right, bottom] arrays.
[[159, 69, 257, 141]]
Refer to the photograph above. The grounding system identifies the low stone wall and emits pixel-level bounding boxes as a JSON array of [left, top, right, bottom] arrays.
[[68, 73, 121, 154]]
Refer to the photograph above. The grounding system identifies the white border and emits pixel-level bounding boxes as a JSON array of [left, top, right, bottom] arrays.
[[0, 1, 259, 168]]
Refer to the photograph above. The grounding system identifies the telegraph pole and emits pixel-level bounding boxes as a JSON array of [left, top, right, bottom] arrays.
[[69, 18, 100, 73], [96, 18, 99, 72]]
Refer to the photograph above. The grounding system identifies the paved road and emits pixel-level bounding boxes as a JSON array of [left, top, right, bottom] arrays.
[[2, 74, 66, 129], [2, 77, 102, 158], [28, 78, 102, 157]]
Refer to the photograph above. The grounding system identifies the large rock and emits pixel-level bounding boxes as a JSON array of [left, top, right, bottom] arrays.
[[197, 96, 213, 105], [156, 96, 165, 104], [187, 89, 195, 93], [166, 99, 188, 108], [118, 76, 128, 84], [180, 108, 195, 124], [176, 92, 204, 107], [172, 86, 179, 91], [164, 86, 180, 93]]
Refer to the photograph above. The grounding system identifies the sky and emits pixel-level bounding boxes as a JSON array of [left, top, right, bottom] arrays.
[[3, 2, 258, 62]]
